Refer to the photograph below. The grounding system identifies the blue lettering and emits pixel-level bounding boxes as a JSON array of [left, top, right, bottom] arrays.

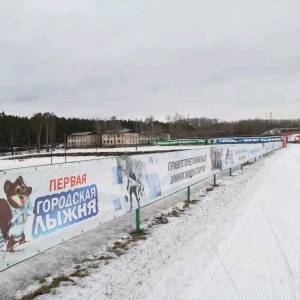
[[32, 184, 98, 238]]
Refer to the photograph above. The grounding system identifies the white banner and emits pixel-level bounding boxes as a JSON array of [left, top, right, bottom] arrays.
[[0, 143, 282, 270], [288, 134, 300, 142]]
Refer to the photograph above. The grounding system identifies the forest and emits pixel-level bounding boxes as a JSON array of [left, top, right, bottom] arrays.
[[0, 111, 299, 154]]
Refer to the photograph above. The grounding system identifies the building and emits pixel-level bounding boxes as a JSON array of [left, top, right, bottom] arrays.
[[102, 129, 139, 147], [102, 129, 170, 147], [159, 132, 171, 141], [138, 131, 152, 145], [138, 131, 171, 145], [67, 132, 101, 148]]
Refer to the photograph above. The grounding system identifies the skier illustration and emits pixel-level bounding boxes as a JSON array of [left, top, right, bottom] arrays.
[[126, 167, 140, 210]]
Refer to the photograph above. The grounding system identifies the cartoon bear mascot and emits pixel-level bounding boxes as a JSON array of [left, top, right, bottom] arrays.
[[0, 176, 33, 252]]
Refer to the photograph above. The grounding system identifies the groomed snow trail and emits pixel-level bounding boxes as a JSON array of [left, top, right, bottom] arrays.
[[17, 145, 300, 299]]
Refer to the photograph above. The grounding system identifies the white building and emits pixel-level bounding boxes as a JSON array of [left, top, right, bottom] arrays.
[[102, 129, 170, 147], [67, 132, 101, 148], [102, 129, 139, 147]]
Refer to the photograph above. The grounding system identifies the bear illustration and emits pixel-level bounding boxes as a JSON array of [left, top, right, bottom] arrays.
[[0, 176, 33, 252]]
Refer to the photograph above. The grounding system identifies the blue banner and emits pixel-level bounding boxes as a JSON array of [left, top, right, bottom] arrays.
[[216, 137, 282, 144]]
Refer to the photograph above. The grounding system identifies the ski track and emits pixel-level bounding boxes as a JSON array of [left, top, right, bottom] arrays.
[[11, 145, 300, 299]]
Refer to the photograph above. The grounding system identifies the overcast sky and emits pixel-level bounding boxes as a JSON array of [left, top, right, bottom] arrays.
[[1, 0, 300, 122]]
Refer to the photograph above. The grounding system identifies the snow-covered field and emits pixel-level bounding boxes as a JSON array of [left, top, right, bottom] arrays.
[[1, 144, 299, 300], [0, 145, 205, 170]]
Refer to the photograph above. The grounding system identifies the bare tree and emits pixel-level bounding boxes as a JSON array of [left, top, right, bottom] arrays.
[[108, 116, 121, 147], [31, 113, 43, 153], [145, 115, 155, 140], [93, 118, 107, 147], [43, 112, 56, 152], [133, 118, 144, 133], [93, 119, 106, 134], [166, 112, 188, 138]]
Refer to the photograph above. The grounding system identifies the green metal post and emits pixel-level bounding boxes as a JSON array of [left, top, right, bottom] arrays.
[[187, 186, 191, 202], [229, 168, 232, 176], [241, 164, 243, 170], [213, 174, 217, 186], [136, 208, 140, 233]]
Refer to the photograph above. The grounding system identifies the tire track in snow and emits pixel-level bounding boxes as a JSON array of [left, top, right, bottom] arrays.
[[180, 150, 292, 300], [185, 148, 300, 300], [140, 159, 275, 300]]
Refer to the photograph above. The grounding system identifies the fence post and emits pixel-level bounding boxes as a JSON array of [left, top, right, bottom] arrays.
[[213, 174, 217, 186], [229, 168, 232, 176], [187, 186, 191, 202], [136, 208, 140, 233]]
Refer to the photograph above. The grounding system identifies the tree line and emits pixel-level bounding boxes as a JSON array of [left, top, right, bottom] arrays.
[[0, 111, 299, 154]]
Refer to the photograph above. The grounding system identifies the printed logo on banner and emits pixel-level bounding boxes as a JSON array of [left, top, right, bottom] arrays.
[[148, 156, 159, 164], [210, 147, 223, 170], [235, 148, 248, 161], [217, 137, 282, 144], [112, 166, 123, 185], [293, 135, 300, 142], [217, 138, 238, 144], [168, 154, 208, 185], [112, 196, 128, 211], [32, 184, 98, 238], [0, 176, 34, 253], [225, 148, 234, 165], [249, 147, 261, 155], [146, 173, 161, 198], [263, 143, 273, 152], [113, 198, 122, 211]]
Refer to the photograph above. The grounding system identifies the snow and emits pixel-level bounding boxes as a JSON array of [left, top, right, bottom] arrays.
[[0, 145, 206, 170], [1, 144, 300, 300]]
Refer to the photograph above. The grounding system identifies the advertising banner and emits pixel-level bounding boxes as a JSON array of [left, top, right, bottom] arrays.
[[216, 137, 282, 144], [0, 143, 282, 271], [151, 139, 209, 146], [288, 134, 300, 143]]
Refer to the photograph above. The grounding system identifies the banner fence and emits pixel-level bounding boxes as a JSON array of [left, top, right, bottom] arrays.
[[0, 142, 282, 271]]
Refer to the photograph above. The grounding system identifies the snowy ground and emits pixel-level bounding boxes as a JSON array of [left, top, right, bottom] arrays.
[[0, 145, 205, 170], [1, 144, 300, 300]]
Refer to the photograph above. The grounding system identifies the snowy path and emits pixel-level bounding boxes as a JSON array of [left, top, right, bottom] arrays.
[[5, 145, 300, 299]]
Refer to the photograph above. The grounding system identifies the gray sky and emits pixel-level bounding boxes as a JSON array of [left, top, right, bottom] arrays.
[[1, 0, 300, 122]]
